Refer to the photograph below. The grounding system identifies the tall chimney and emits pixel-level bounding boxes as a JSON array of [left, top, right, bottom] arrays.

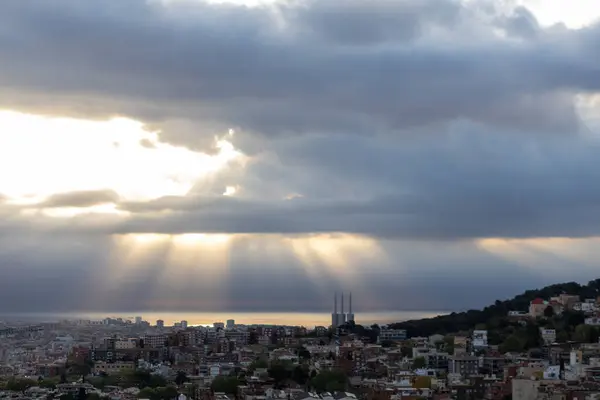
[[349, 292, 352, 314], [341, 293, 345, 315], [334, 292, 337, 314]]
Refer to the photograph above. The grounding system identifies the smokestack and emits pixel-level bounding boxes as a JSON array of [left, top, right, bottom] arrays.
[[341, 293, 345, 315], [349, 292, 352, 314], [334, 292, 337, 314]]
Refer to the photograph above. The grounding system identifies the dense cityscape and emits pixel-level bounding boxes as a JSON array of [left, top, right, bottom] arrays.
[[2, 287, 600, 400]]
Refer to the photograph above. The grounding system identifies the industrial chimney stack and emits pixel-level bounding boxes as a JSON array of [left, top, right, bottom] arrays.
[[347, 292, 355, 323], [331, 292, 338, 328]]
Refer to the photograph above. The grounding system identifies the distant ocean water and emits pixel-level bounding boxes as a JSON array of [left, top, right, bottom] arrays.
[[0, 311, 447, 327]]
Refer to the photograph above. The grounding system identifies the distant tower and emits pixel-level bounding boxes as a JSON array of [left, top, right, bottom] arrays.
[[156, 320, 164, 329], [337, 293, 347, 326], [347, 292, 355, 323], [331, 292, 339, 328]]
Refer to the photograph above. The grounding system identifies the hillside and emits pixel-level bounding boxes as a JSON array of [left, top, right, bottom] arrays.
[[388, 279, 600, 348]]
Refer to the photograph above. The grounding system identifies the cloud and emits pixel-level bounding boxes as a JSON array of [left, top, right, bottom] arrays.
[[39, 189, 120, 208], [6, 121, 599, 240], [1, 0, 600, 314], [0, 0, 598, 145]]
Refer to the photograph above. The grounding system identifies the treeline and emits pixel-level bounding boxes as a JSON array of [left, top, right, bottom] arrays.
[[389, 279, 600, 338], [212, 358, 347, 394]]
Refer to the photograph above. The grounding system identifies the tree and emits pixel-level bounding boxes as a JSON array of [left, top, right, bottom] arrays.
[[137, 387, 156, 399], [310, 370, 347, 393], [38, 379, 57, 389], [574, 324, 593, 342], [248, 359, 268, 372], [544, 306, 554, 318], [5, 378, 36, 393], [564, 311, 586, 327], [211, 377, 239, 394], [380, 340, 394, 348], [499, 335, 523, 353], [175, 371, 188, 386], [292, 365, 309, 385], [298, 346, 311, 360], [412, 356, 426, 369], [443, 336, 455, 355], [556, 330, 569, 343], [156, 386, 178, 400], [130, 370, 168, 389], [592, 327, 600, 343], [268, 362, 291, 386], [388, 280, 596, 337], [86, 394, 101, 400]]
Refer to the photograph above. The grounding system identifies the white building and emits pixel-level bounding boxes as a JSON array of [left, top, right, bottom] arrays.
[[115, 338, 137, 349], [585, 317, 600, 326], [472, 330, 488, 349], [379, 329, 407, 341], [540, 328, 556, 344]]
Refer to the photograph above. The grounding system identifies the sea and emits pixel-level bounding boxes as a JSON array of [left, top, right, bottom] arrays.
[[0, 311, 447, 327]]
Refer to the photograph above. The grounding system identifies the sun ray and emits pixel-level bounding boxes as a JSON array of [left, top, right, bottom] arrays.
[[476, 238, 545, 272], [162, 233, 233, 307], [108, 234, 172, 284], [283, 233, 389, 309], [99, 233, 236, 310], [475, 237, 600, 277]]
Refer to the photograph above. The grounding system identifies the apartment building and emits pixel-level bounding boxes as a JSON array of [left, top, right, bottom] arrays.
[[449, 355, 479, 377], [379, 329, 407, 342], [93, 361, 135, 375], [143, 334, 167, 348]]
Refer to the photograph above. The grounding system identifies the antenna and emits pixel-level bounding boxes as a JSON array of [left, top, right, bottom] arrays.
[[341, 293, 345, 315]]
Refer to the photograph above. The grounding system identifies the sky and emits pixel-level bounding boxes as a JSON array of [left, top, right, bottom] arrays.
[[1, 0, 600, 316]]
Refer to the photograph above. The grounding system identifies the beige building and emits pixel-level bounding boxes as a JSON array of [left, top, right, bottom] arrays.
[[93, 361, 135, 375], [115, 338, 137, 349], [529, 298, 548, 317], [550, 294, 580, 310], [512, 379, 540, 400]]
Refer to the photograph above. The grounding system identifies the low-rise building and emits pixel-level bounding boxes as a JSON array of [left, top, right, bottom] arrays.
[[94, 361, 135, 375]]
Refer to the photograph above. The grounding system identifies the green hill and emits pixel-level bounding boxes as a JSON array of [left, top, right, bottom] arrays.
[[388, 279, 600, 351]]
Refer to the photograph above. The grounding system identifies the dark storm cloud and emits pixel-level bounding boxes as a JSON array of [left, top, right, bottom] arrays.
[[1, 121, 581, 240], [0, 0, 598, 142], [39, 189, 120, 208], [285, 0, 463, 45], [6, 123, 600, 240], [495, 6, 540, 38], [2, 0, 600, 315]]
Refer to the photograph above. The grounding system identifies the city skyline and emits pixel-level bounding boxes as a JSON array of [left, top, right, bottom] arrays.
[[1, 0, 600, 314]]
